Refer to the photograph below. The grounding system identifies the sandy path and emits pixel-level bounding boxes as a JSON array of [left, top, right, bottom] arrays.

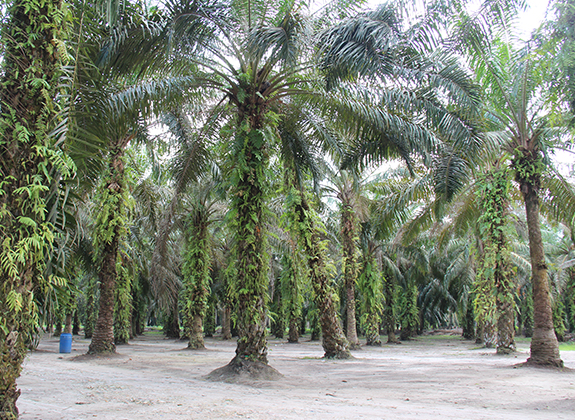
[[17, 333, 575, 419]]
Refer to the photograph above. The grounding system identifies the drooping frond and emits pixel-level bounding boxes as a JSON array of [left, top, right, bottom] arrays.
[[542, 168, 575, 226], [318, 3, 402, 89]]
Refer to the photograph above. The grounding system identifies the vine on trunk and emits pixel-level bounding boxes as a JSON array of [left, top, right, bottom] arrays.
[[279, 253, 303, 343], [88, 139, 131, 354], [228, 125, 271, 363], [0, 0, 72, 416], [340, 200, 360, 348], [399, 284, 419, 340], [473, 167, 516, 353], [114, 258, 134, 345], [181, 207, 211, 349], [283, 183, 351, 359], [357, 255, 384, 346]]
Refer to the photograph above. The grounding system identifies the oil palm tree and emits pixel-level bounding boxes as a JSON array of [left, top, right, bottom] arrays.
[[158, 0, 358, 366], [68, 0, 208, 354], [451, 0, 575, 366]]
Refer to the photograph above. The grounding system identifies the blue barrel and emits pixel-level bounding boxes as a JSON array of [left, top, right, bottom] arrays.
[[59, 333, 72, 353]]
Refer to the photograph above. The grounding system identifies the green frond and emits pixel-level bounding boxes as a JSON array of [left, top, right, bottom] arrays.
[[542, 168, 575, 226], [318, 3, 402, 89]]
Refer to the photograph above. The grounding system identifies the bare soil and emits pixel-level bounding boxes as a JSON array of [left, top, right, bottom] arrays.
[[17, 331, 575, 419]]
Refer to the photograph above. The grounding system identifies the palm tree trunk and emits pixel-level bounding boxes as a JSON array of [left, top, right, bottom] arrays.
[[0, 0, 67, 414], [365, 313, 382, 346], [64, 314, 73, 335], [88, 240, 118, 354], [84, 277, 98, 339], [164, 303, 181, 339], [522, 179, 563, 366], [222, 306, 232, 340], [341, 202, 360, 349], [114, 268, 132, 345], [496, 299, 516, 353], [232, 129, 268, 363], [188, 314, 205, 349], [383, 276, 399, 343], [288, 318, 300, 343], [292, 191, 351, 359], [182, 210, 210, 350], [88, 137, 130, 354], [73, 310, 81, 336]]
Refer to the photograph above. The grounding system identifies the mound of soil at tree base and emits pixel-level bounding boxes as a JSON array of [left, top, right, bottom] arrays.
[[205, 356, 283, 383]]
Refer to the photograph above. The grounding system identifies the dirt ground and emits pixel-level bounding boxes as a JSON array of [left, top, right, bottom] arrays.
[[17, 331, 575, 420]]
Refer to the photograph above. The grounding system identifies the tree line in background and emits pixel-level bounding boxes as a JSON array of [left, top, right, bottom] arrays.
[[1, 0, 575, 418]]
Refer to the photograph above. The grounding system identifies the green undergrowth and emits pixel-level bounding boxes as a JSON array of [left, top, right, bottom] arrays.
[[559, 342, 575, 351]]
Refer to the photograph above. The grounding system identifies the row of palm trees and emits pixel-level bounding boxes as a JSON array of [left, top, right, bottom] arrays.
[[1, 0, 574, 417]]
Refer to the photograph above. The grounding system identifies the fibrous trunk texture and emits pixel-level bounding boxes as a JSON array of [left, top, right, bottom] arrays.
[[188, 314, 205, 349], [64, 314, 73, 335], [222, 306, 232, 340], [364, 313, 382, 346], [164, 305, 181, 339], [182, 209, 211, 350], [475, 168, 516, 354], [114, 268, 133, 345], [232, 126, 268, 363], [384, 277, 399, 344], [292, 192, 350, 359], [341, 201, 360, 349], [88, 239, 118, 354], [288, 318, 300, 343], [0, 0, 67, 416], [88, 139, 129, 355], [521, 178, 562, 366]]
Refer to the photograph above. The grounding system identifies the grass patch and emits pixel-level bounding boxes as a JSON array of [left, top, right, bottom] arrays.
[[559, 342, 575, 351]]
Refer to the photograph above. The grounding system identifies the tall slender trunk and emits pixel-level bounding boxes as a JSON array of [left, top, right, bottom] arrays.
[[476, 167, 516, 354], [73, 310, 81, 336], [357, 254, 383, 346], [232, 128, 269, 363], [522, 179, 563, 366], [341, 201, 360, 349], [182, 210, 211, 350], [88, 138, 130, 354], [114, 267, 132, 345], [84, 277, 98, 339], [270, 283, 285, 339], [222, 306, 232, 340], [513, 148, 562, 366], [462, 295, 475, 340], [383, 276, 399, 343], [290, 189, 350, 359]]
